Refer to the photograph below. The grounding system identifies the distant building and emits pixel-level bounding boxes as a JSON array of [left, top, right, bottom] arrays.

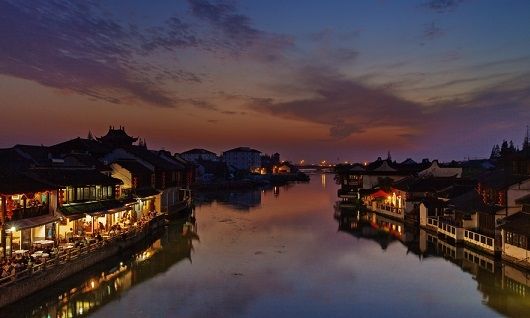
[[418, 160, 463, 178], [97, 126, 138, 148], [179, 148, 218, 162], [222, 147, 261, 171]]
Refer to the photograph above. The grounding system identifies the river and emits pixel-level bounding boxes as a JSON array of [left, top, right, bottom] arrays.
[[2, 174, 530, 317]]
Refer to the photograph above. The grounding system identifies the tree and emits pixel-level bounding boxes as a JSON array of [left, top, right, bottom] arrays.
[[490, 144, 501, 159], [500, 140, 509, 157]]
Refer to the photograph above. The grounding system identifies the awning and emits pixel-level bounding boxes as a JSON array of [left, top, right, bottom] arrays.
[[58, 200, 125, 218], [372, 190, 390, 199], [6, 214, 60, 230], [134, 187, 160, 199]]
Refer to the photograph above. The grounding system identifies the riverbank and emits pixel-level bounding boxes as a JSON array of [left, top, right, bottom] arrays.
[[0, 214, 167, 308]]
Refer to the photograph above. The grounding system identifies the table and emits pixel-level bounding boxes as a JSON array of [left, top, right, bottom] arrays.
[[33, 240, 54, 245], [14, 249, 28, 254]]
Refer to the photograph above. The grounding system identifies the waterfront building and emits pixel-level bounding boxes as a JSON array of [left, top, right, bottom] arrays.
[[32, 167, 125, 242], [0, 167, 58, 257], [500, 211, 530, 265], [418, 160, 463, 178], [193, 159, 229, 183], [110, 159, 159, 217], [103, 145, 188, 214], [179, 148, 219, 162], [222, 147, 261, 172]]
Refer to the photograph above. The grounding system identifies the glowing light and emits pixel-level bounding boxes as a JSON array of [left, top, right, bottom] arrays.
[[10, 226, 16, 232]]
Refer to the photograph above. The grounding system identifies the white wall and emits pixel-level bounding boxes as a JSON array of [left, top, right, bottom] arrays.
[[111, 164, 133, 189], [419, 161, 462, 178]]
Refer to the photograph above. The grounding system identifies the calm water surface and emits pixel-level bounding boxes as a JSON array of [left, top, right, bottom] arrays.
[[3, 174, 530, 317]]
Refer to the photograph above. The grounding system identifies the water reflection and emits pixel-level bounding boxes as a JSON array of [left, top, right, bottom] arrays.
[[6, 177, 530, 317], [194, 190, 262, 211], [335, 202, 530, 318], [194, 183, 298, 211], [1, 217, 198, 318]]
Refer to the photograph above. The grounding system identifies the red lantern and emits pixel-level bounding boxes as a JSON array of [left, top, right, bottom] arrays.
[[59, 189, 65, 204], [6, 197, 14, 220]]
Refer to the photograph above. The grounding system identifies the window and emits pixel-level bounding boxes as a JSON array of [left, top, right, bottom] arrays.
[[506, 231, 529, 249]]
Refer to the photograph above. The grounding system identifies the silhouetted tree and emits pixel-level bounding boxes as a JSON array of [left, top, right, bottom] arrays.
[[490, 144, 501, 159]]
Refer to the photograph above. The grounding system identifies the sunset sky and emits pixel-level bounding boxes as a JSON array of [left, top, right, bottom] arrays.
[[1, 0, 529, 163]]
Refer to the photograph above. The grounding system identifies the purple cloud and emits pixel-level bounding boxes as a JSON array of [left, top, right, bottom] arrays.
[[248, 66, 425, 139], [187, 0, 293, 61], [0, 1, 179, 107]]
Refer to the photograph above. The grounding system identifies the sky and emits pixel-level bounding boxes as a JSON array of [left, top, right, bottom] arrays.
[[0, 0, 529, 164]]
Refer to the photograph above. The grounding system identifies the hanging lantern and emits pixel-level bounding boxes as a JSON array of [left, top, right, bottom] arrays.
[[59, 189, 65, 204], [6, 197, 14, 220]]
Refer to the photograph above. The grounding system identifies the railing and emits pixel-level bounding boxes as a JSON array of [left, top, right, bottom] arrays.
[[337, 189, 358, 197], [439, 222, 457, 236], [464, 229, 494, 250], [427, 217, 439, 227], [0, 218, 157, 289], [463, 249, 495, 272], [376, 204, 403, 215], [12, 205, 49, 220], [427, 218, 465, 241]]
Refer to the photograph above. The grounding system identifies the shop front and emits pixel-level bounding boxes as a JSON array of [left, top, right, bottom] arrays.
[[3, 214, 59, 253]]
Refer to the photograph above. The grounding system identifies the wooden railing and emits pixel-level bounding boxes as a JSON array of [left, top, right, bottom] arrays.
[[12, 205, 49, 220]]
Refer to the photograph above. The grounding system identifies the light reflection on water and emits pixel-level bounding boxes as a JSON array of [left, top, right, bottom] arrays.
[[3, 175, 530, 317]]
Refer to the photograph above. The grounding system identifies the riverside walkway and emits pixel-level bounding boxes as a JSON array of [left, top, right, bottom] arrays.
[[0, 213, 166, 308]]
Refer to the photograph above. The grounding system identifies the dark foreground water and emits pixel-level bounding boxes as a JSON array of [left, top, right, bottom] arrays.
[[3, 174, 530, 317]]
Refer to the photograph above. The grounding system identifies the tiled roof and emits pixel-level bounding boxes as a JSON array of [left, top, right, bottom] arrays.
[[0, 167, 57, 194], [125, 146, 183, 171], [223, 147, 261, 153], [31, 168, 122, 187], [181, 148, 217, 155], [114, 159, 153, 175], [501, 212, 530, 235], [393, 176, 458, 192], [478, 169, 529, 189], [50, 137, 112, 157]]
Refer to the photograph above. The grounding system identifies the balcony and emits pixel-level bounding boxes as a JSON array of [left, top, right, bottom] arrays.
[[12, 205, 49, 220], [338, 188, 358, 197]]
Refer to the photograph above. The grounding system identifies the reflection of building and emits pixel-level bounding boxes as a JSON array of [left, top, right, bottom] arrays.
[[334, 204, 408, 250], [335, 203, 530, 317], [195, 189, 262, 211]]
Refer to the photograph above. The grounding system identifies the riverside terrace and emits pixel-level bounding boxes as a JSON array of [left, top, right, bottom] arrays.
[[0, 212, 166, 308]]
